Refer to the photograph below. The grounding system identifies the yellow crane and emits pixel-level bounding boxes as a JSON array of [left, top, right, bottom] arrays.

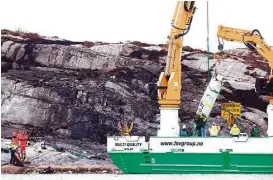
[[217, 25, 273, 105], [157, 1, 196, 136], [217, 25, 273, 136], [156, 3, 273, 137]]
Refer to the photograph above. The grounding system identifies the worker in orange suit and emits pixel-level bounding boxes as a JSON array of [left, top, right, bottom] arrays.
[[118, 120, 134, 136], [12, 129, 19, 146], [17, 133, 23, 160], [18, 131, 28, 161]]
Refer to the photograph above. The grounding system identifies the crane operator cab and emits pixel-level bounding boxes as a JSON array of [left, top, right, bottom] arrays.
[[255, 77, 273, 96]]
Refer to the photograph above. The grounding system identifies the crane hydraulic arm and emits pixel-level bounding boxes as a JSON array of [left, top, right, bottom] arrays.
[[157, 1, 195, 108], [217, 25, 273, 104], [157, 1, 196, 137]]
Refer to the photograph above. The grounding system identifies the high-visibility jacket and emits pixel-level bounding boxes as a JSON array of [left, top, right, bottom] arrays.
[[12, 130, 19, 146], [209, 125, 220, 136], [230, 126, 240, 135], [10, 143, 18, 150]]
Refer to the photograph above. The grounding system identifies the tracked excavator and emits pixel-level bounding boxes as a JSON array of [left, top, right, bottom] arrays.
[[217, 25, 273, 136]]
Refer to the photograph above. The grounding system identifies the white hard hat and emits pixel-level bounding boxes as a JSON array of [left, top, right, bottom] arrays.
[[182, 125, 186, 129]]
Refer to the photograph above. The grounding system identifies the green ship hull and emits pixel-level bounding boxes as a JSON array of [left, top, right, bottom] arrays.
[[107, 136, 273, 174], [109, 152, 273, 174]]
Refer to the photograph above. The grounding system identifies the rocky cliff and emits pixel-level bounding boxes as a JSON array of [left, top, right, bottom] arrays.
[[1, 29, 270, 143]]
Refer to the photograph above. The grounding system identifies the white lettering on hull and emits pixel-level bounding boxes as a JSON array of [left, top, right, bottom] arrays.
[[107, 136, 148, 152], [115, 143, 142, 147], [149, 137, 273, 153]]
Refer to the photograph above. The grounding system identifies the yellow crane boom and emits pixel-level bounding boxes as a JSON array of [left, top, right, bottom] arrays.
[[217, 25, 273, 104], [157, 1, 196, 108], [157, 1, 196, 137]]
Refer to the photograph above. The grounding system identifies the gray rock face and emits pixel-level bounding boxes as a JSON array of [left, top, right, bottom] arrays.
[[1, 61, 12, 72], [90, 43, 134, 56], [1, 32, 270, 144], [1, 65, 158, 142], [1, 77, 62, 127], [1, 41, 14, 57], [1, 41, 162, 75], [6, 43, 24, 61]]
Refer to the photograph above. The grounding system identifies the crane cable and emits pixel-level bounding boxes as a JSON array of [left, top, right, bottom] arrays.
[[207, 1, 210, 81]]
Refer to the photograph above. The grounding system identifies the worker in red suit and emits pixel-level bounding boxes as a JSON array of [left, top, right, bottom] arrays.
[[17, 133, 23, 159], [12, 129, 19, 146], [18, 131, 28, 161]]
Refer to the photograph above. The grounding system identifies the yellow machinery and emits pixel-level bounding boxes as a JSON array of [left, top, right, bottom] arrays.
[[157, 1, 196, 136], [156, 4, 272, 137], [217, 25, 273, 105], [157, 1, 195, 108], [217, 26, 273, 137]]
